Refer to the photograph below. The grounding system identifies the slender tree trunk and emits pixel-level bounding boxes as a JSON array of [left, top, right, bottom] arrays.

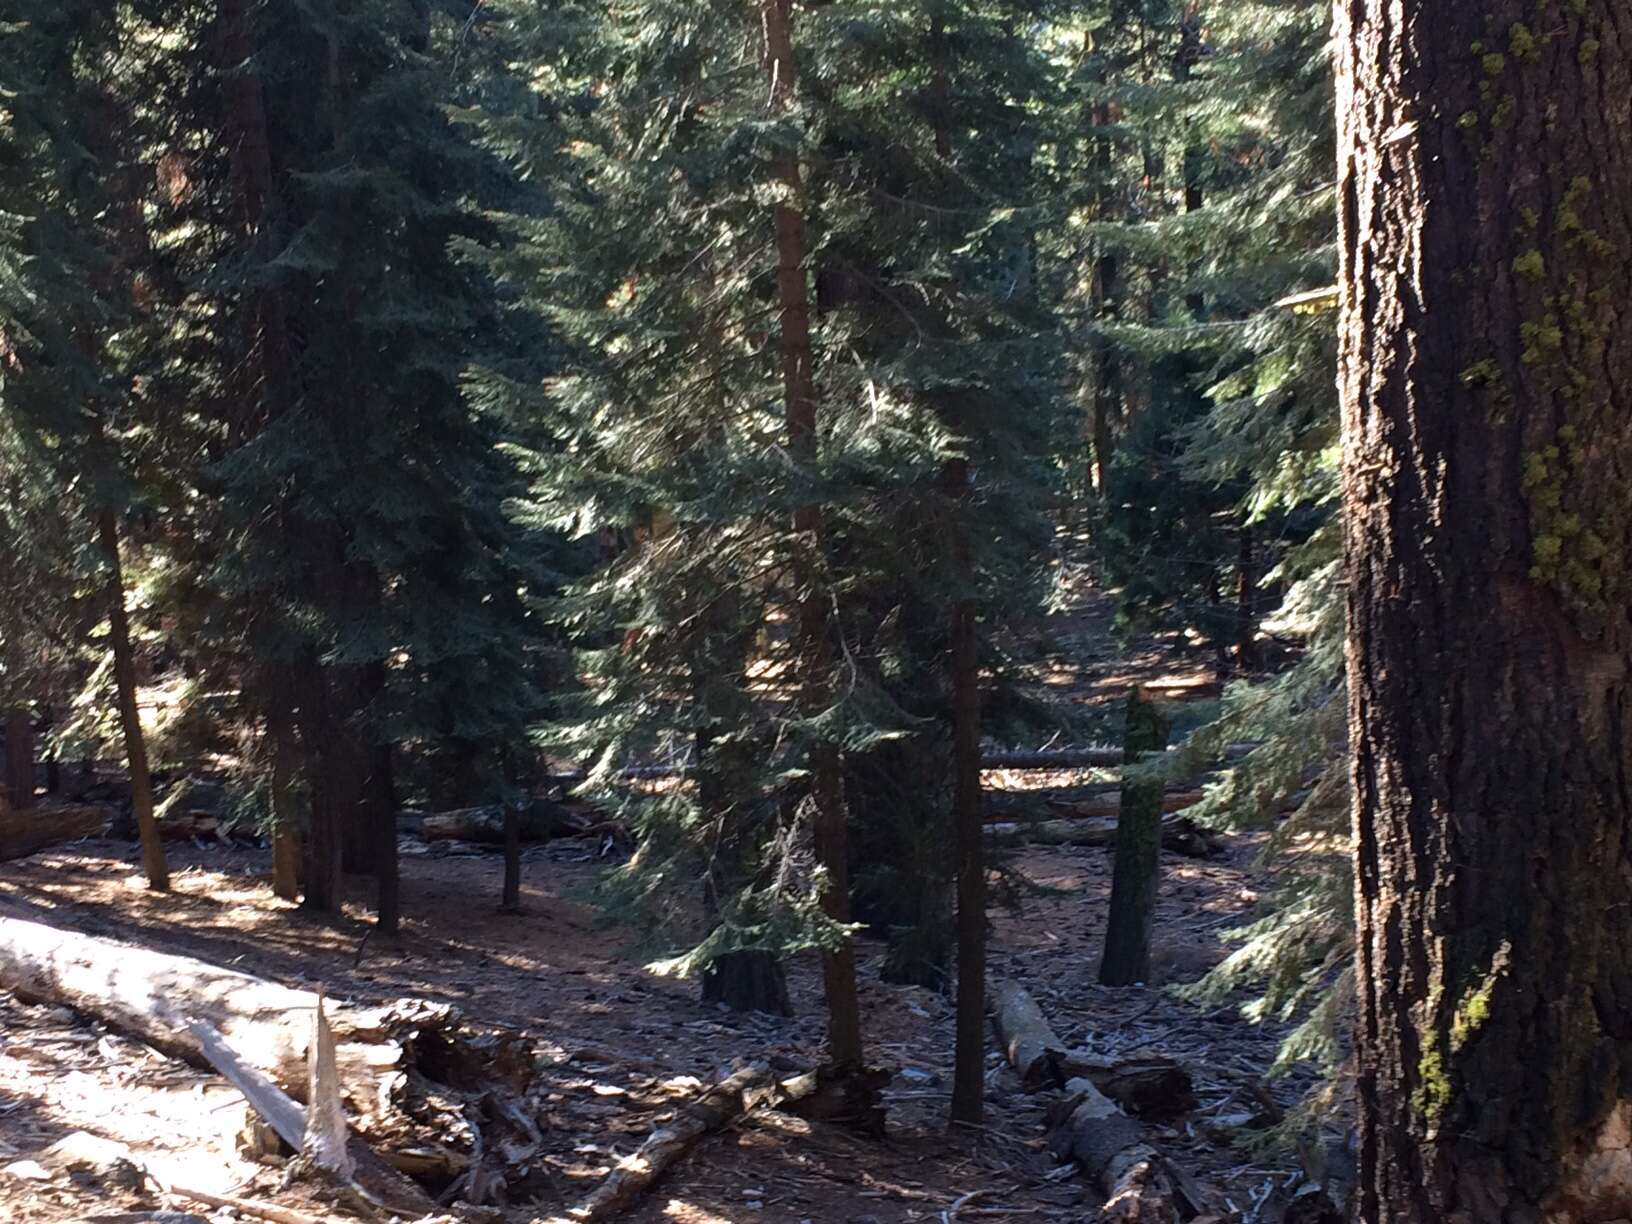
[[1089, 239, 1119, 495], [4, 708, 35, 813], [1339, 2, 1632, 1219], [762, 0, 863, 1071], [925, 25, 987, 1123], [948, 461, 985, 1124], [1098, 689, 1169, 986], [500, 800, 522, 914], [368, 742, 398, 934], [1235, 526, 1258, 671], [42, 708, 59, 796], [96, 512, 168, 891], [298, 667, 344, 915], [268, 703, 302, 902]]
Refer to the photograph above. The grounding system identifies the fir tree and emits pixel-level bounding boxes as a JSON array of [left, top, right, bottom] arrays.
[[143, 0, 549, 926], [1134, 0, 1348, 1109], [0, 0, 181, 886]]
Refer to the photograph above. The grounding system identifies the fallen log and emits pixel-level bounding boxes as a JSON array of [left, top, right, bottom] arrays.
[[990, 983, 1195, 1115], [418, 801, 578, 844], [0, 911, 450, 1113], [1055, 1054, 1197, 1124], [190, 1013, 438, 1218], [991, 978, 1069, 1090], [551, 744, 1256, 789], [993, 982, 1199, 1222], [161, 1183, 334, 1224], [0, 802, 109, 862], [1013, 790, 1205, 822], [985, 812, 1221, 858], [1050, 1076, 1179, 1224], [554, 1063, 776, 1222]]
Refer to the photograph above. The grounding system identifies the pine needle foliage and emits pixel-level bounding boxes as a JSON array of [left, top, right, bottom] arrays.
[[1111, 0, 1349, 1108], [475, 0, 1071, 991]]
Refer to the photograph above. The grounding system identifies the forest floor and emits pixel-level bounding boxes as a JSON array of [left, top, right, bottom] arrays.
[[0, 575, 1323, 1224]]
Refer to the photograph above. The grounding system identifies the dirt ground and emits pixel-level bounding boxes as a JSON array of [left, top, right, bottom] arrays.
[[0, 580, 1328, 1223]]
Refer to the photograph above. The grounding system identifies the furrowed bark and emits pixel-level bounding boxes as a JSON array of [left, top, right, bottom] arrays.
[[1338, 1, 1632, 1218]]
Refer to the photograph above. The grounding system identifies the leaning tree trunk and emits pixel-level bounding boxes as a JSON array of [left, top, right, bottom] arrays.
[[762, 0, 863, 1070], [96, 512, 169, 891], [1098, 689, 1170, 987], [1339, 2, 1632, 1219]]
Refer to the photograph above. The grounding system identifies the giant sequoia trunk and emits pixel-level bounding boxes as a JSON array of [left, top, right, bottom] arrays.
[[762, 0, 863, 1070], [1339, 3, 1632, 1219]]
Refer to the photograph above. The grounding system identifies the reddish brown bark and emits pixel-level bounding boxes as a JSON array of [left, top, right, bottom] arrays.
[[1340, 1, 1632, 1219], [762, 0, 863, 1071]]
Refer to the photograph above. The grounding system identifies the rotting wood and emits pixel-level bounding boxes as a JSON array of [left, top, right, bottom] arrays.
[[547, 1063, 777, 1223], [303, 990, 354, 1180], [990, 979, 1069, 1090], [189, 1014, 439, 1218], [0, 911, 454, 1111], [0, 802, 109, 862], [1050, 1076, 1181, 1222], [985, 811, 1218, 858], [161, 1183, 334, 1224], [992, 982, 1198, 1221], [1056, 1054, 1197, 1124]]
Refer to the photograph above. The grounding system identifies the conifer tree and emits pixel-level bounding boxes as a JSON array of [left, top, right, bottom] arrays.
[[147, 0, 547, 927], [0, 0, 178, 887], [476, 0, 872, 1038], [1152, 0, 1347, 1098], [1342, 0, 1632, 1212]]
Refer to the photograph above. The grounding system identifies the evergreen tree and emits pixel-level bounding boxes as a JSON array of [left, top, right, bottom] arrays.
[[146, 0, 548, 927], [0, 0, 180, 886], [1342, 0, 1632, 1215], [1151, 0, 1348, 1107]]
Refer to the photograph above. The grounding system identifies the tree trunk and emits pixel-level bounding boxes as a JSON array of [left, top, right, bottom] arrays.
[[500, 798, 523, 914], [298, 667, 344, 915], [4, 707, 34, 812], [1235, 526, 1258, 671], [268, 709, 302, 902], [1098, 689, 1170, 986], [1087, 94, 1121, 497], [948, 474, 986, 1124], [1339, 2, 1632, 1219], [762, 0, 863, 1071], [96, 512, 168, 891], [702, 951, 791, 1017], [368, 742, 398, 934]]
